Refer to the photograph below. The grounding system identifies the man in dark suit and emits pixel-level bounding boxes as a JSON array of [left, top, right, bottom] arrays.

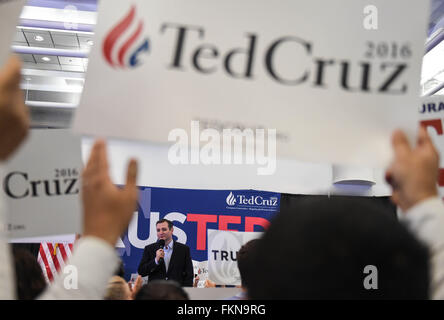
[[137, 219, 194, 287]]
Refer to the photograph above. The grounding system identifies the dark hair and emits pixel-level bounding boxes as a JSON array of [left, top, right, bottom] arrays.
[[156, 219, 173, 229], [114, 259, 125, 278], [245, 197, 430, 299], [237, 239, 260, 288], [13, 248, 46, 300], [135, 280, 189, 300]]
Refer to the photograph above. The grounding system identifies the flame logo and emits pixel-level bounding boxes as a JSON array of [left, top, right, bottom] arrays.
[[102, 5, 149, 68], [226, 192, 236, 206]]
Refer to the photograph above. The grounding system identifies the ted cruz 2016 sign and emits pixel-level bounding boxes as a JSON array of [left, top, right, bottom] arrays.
[[74, 0, 429, 170]]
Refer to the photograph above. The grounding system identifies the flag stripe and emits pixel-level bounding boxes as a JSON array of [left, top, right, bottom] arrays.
[[56, 247, 66, 270], [47, 243, 61, 272], [42, 243, 58, 279], [38, 245, 54, 282], [38, 242, 74, 283], [59, 244, 68, 263]]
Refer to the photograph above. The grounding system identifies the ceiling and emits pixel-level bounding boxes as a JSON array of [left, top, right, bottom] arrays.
[[10, 0, 444, 128]]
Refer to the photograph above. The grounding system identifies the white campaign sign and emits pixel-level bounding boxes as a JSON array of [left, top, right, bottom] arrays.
[[207, 229, 262, 286], [2, 130, 83, 239], [0, 0, 25, 66], [74, 0, 429, 169]]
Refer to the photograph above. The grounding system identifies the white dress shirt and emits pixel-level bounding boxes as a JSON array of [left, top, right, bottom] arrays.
[[155, 240, 174, 273], [163, 240, 173, 273]]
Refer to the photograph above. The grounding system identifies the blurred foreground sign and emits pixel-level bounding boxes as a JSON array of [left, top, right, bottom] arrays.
[[0, 0, 25, 66], [74, 0, 429, 167], [2, 130, 82, 239]]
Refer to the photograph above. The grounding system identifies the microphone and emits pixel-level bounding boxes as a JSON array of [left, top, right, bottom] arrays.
[[158, 239, 165, 264]]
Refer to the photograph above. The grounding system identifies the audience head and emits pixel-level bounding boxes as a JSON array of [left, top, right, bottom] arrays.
[[237, 239, 260, 289], [245, 196, 430, 299], [114, 260, 125, 278], [135, 280, 189, 300], [104, 276, 132, 300], [12, 248, 46, 300]]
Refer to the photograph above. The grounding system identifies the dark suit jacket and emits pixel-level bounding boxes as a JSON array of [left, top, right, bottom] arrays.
[[137, 241, 194, 287]]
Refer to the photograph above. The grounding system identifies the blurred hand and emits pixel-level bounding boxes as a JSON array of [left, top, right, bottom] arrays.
[[385, 126, 439, 211], [82, 140, 138, 246], [0, 55, 29, 160], [204, 279, 216, 288], [130, 275, 143, 299]]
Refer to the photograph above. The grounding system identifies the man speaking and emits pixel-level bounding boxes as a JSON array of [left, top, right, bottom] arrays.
[[137, 219, 194, 287]]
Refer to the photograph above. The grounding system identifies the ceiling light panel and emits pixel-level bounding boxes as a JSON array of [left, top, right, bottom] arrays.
[[13, 30, 27, 45], [18, 53, 35, 63], [78, 35, 94, 49], [23, 30, 53, 47], [58, 56, 83, 66], [51, 32, 80, 49]]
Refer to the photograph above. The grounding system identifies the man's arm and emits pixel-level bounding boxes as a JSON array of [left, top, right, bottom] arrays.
[[137, 246, 161, 277], [386, 127, 444, 299], [182, 245, 194, 287]]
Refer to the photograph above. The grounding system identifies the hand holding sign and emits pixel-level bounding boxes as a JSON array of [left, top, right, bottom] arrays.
[[82, 140, 139, 246], [0, 55, 29, 161]]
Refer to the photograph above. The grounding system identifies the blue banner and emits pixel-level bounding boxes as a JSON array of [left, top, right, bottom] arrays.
[[116, 186, 281, 281]]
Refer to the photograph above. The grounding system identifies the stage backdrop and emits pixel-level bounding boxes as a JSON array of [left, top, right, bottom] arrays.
[[117, 187, 281, 282]]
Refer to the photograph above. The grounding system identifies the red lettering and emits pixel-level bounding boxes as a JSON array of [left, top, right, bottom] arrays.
[[218, 215, 241, 231], [187, 214, 217, 250], [420, 119, 443, 135], [439, 169, 444, 187], [245, 217, 270, 232]]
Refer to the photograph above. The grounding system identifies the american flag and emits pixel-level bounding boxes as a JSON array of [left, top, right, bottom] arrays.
[[37, 243, 73, 282]]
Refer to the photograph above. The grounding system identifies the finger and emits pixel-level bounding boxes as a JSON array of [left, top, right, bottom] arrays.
[[417, 125, 432, 147], [96, 139, 109, 175], [125, 158, 138, 189], [392, 129, 411, 159], [0, 56, 21, 91], [84, 139, 105, 173]]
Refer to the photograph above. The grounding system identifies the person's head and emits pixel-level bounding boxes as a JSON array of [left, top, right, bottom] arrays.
[[237, 239, 260, 289], [156, 219, 174, 243], [245, 197, 430, 299], [135, 280, 189, 300], [12, 248, 46, 300], [114, 259, 125, 278], [104, 276, 132, 300]]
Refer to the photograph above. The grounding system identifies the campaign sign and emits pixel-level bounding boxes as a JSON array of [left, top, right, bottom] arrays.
[[116, 187, 280, 281], [1, 130, 83, 238], [207, 230, 262, 286], [419, 95, 444, 198], [74, 0, 428, 168], [0, 0, 25, 66]]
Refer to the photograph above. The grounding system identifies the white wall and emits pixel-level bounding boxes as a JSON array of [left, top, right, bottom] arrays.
[[81, 136, 392, 197]]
